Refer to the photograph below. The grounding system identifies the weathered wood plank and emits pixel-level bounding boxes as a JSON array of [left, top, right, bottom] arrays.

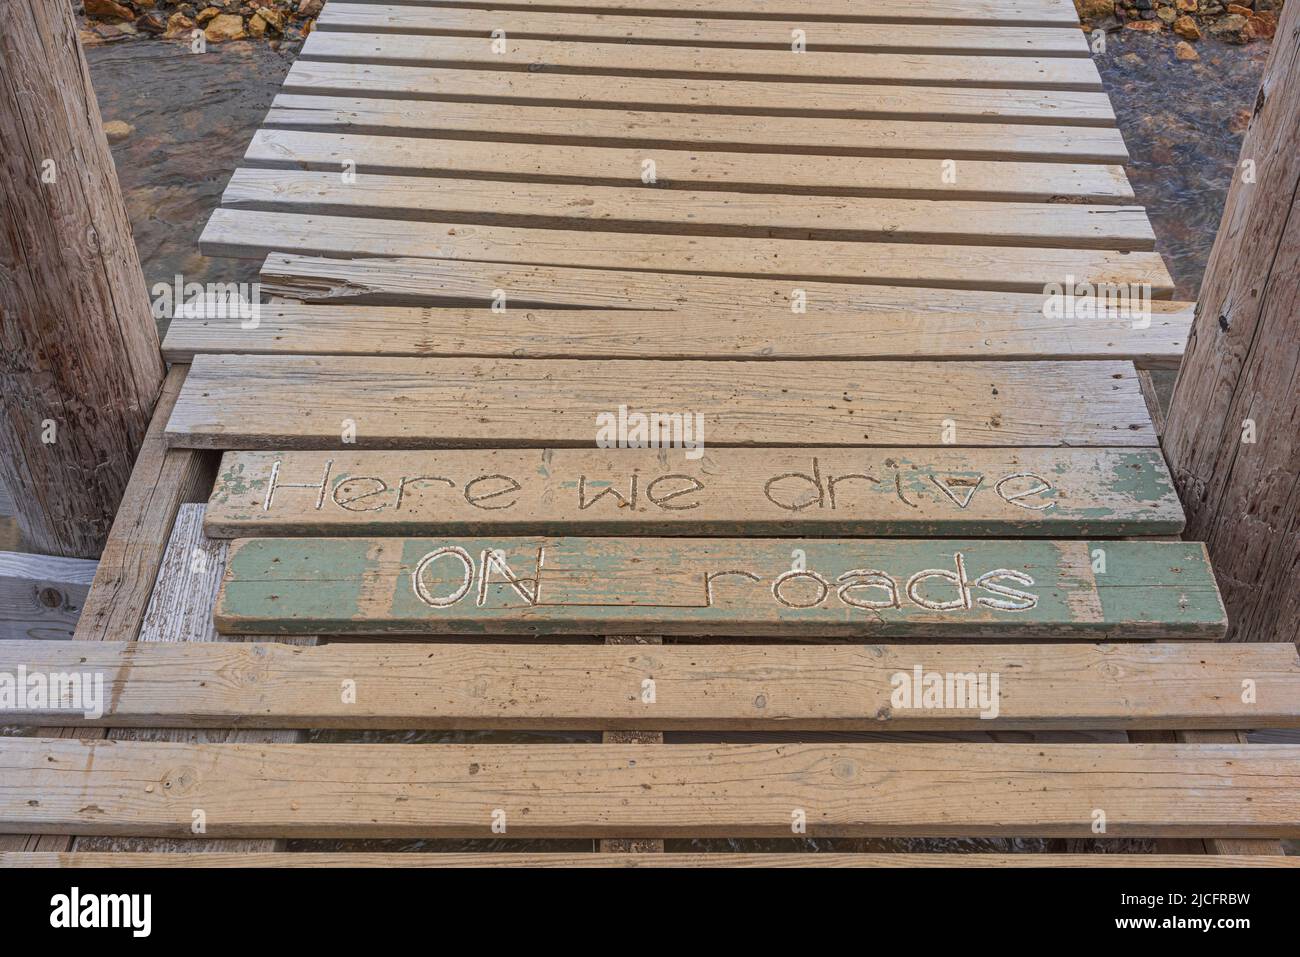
[[262, 95, 1128, 163], [163, 356, 1159, 450], [4, 640, 1293, 730], [281, 62, 1118, 126], [316, 5, 1091, 56], [0, 478, 13, 519], [245, 130, 1133, 204], [5, 740, 1295, 838], [220, 169, 1156, 250], [202, 448, 1185, 538], [162, 302, 1192, 368], [213, 537, 1224, 639], [298, 33, 1104, 90], [0, 552, 96, 641], [202, 211, 1173, 295]]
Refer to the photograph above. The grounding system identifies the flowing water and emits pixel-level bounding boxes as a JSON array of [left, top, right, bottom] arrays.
[[74, 30, 1270, 855]]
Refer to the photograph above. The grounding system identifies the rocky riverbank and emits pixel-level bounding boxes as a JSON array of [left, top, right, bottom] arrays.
[[78, 0, 318, 47], [1076, 0, 1283, 47]]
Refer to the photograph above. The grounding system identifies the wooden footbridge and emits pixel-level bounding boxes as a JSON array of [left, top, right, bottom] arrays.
[[3, 0, 1299, 867]]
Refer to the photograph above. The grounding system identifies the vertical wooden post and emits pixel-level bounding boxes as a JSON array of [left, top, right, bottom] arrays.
[[1163, 2, 1300, 643], [0, 0, 165, 559]]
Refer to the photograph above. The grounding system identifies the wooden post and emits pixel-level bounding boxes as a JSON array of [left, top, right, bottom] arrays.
[[1163, 1, 1300, 643], [0, 0, 165, 559]]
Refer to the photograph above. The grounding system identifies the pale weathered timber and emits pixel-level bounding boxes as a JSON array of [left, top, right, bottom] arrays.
[[220, 168, 1157, 250], [162, 301, 1191, 368], [281, 62, 1118, 126], [262, 95, 1128, 163], [4, 740, 1297, 838], [297, 33, 1103, 90], [212, 536, 1225, 639], [202, 211, 1173, 294], [3, 640, 1295, 731], [316, 5, 1091, 56], [163, 356, 1159, 450], [202, 448, 1185, 538], [0, 0, 166, 558], [1163, 0, 1300, 644], [599, 633, 664, 854], [0, 552, 96, 641], [245, 130, 1133, 203]]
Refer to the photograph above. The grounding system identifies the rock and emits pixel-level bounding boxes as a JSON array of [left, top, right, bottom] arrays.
[[102, 120, 134, 142], [301, 15, 314, 36], [1174, 39, 1200, 58], [1173, 13, 1202, 36], [247, 10, 267, 35], [1124, 17, 1164, 28], [297, 0, 323, 14], [1246, 10, 1277, 36], [204, 12, 246, 41], [1255, 0, 1278, 9], [1075, 0, 1116, 18], [163, 11, 195, 37], [1199, 0, 1224, 12], [1228, 107, 1251, 133], [135, 0, 155, 8], [1226, 2, 1253, 12], [255, 5, 285, 31], [136, 11, 166, 33], [1208, 12, 1250, 41], [196, 6, 220, 23], [1176, 0, 1197, 9], [83, 0, 136, 21], [1156, 5, 1177, 18]]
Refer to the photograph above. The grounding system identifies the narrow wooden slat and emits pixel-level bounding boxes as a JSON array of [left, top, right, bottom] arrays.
[[202, 211, 1173, 294], [263, 95, 1128, 163], [0, 552, 95, 641], [245, 130, 1133, 204], [298, 32, 1103, 90], [213, 536, 1224, 639], [163, 356, 1159, 450], [316, 5, 1091, 56], [202, 448, 1185, 538], [4, 641, 1293, 730], [281, 62, 1118, 126], [5, 740, 1295, 838], [220, 169, 1156, 250]]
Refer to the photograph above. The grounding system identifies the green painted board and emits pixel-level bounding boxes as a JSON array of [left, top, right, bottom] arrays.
[[205, 448, 1185, 538], [215, 537, 1226, 639]]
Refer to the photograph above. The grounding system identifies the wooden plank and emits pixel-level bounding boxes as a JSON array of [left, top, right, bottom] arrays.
[[316, 5, 1091, 56], [4, 640, 1294, 731], [245, 130, 1133, 204], [281, 62, 1119, 126], [6, 852, 1296, 868], [4, 740, 1295, 838], [202, 448, 1185, 538], [1177, 730, 1287, 856], [298, 33, 1104, 90], [258, 254, 1178, 311], [163, 356, 1159, 450], [599, 634, 664, 854], [162, 302, 1192, 368], [0, 552, 96, 641], [220, 169, 1156, 251], [201, 212, 1173, 295], [212, 536, 1225, 639], [262, 95, 1129, 163], [303, 0, 1087, 29]]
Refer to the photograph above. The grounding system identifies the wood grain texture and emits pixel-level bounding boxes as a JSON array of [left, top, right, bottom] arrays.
[[316, 4, 1091, 56], [163, 355, 1159, 450], [4, 640, 1294, 730], [202, 211, 1173, 294], [5, 739, 1297, 838], [245, 129, 1133, 203], [0, 552, 95, 641], [162, 301, 1191, 368], [281, 62, 1118, 126], [262, 95, 1128, 163], [203, 448, 1185, 538], [298, 32, 1103, 90], [213, 536, 1225, 639], [220, 169, 1156, 250]]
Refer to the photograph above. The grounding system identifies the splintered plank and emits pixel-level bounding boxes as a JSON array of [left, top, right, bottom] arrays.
[[297, 33, 1103, 90], [244, 130, 1133, 203], [212, 537, 1224, 638], [315, 5, 1091, 56], [5, 739, 1295, 838], [201, 212, 1171, 294], [262, 95, 1128, 162], [161, 302, 1192, 367], [220, 169, 1156, 250], [281, 63, 1119, 126], [202, 448, 1184, 538], [163, 356, 1158, 450], [5, 640, 1294, 730]]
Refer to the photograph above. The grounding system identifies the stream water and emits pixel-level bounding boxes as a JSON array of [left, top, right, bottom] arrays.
[[76, 29, 1272, 855]]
